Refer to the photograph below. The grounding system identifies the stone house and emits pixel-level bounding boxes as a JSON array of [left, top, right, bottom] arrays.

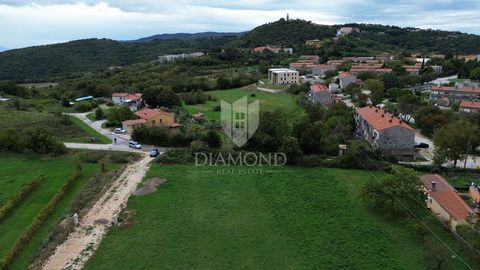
[[307, 84, 332, 106], [355, 106, 416, 160]]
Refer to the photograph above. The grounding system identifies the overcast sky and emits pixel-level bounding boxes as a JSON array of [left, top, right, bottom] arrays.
[[1, 0, 480, 49]]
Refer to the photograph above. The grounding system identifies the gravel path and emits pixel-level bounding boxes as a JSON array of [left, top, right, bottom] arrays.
[[42, 155, 153, 270]]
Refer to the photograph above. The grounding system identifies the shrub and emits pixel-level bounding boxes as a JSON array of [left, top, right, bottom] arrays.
[[156, 148, 193, 164]]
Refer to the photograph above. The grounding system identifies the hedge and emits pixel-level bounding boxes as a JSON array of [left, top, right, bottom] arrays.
[[0, 175, 45, 223], [0, 170, 81, 269]]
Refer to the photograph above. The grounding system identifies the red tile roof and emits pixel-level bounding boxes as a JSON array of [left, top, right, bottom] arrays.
[[356, 106, 414, 131], [460, 100, 480, 109], [421, 174, 473, 220], [432, 85, 480, 94], [122, 119, 147, 126], [310, 84, 329, 93], [135, 108, 173, 120], [339, 72, 353, 79], [112, 92, 143, 101]]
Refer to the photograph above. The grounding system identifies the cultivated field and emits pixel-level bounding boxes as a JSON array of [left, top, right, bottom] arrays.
[[183, 88, 301, 121], [0, 154, 99, 269], [84, 165, 473, 269]]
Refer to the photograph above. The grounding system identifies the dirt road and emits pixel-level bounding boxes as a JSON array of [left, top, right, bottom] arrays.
[[42, 155, 153, 270]]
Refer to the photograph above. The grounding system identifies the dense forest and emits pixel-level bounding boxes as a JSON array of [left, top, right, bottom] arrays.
[[0, 37, 236, 82], [1, 19, 480, 82]]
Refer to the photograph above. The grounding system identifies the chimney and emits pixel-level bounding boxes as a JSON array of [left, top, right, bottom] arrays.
[[389, 119, 392, 123], [381, 114, 385, 118], [431, 181, 436, 191], [375, 109, 378, 112], [399, 120, 403, 124]]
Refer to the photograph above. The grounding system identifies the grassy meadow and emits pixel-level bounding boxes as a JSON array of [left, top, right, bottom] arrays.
[[84, 164, 476, 270], [183, 88, 301, 121]]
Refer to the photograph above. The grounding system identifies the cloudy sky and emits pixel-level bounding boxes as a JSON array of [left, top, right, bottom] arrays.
[[1, 0, 480, 49]]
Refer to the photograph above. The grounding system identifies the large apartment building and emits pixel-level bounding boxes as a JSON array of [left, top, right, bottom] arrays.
[[355, 106, 416, 160], [267, 68, 299, 85], [430, 85, 480, 106]]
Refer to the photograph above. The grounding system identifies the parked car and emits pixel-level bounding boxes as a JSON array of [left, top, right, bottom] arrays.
[[149, 148, 160, 157], [415, 142, 429, 149], [113, 128, 126, 134], [128, 141, 142, 149]]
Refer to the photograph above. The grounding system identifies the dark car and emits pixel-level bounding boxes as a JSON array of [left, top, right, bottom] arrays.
[[149, 148, 160, 157], [415, 142, 429, 149]]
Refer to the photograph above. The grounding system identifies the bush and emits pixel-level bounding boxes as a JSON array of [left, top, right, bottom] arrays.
[[74, 100, 97, 112], [156, 148, 193, 164]]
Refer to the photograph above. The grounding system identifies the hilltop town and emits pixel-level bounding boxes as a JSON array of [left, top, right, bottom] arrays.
[[1, 17, 480, 270]]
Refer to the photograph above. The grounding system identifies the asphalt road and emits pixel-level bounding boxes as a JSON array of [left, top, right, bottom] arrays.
[[64, 112, 167, 153]]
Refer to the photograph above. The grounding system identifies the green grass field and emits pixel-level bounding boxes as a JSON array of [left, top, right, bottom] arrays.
[[66, 116, 111, 144], [183, 88, 301, 121], [0, 154, 100, 266], [84, 164, 476, 269], [0, 109, 110, 144]]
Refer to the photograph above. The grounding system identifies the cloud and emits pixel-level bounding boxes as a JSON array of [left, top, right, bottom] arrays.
[[0, 0, 479, 48]]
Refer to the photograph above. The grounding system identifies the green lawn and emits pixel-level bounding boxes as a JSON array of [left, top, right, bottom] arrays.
[[0, 154, 98, 264], [0, 109, 110, 144], [84, 164, 475, 270], [65, 116, 111, 144], [183, 88, 301, 121]]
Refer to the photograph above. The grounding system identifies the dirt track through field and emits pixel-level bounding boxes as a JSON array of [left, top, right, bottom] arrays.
[[42, 155, 152, 270]]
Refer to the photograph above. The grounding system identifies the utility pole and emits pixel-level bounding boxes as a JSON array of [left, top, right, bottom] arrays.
[[464, 137, 471, 169]]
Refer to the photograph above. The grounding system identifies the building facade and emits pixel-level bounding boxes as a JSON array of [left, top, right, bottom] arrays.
[[112, 93, 143, 111], [421, 174, 473, 231], [430, 85, 480, 104], [355, 106, 416, 160], [307, 84, 332, 106], [459, 100, 480, 113], [339, 72, 357, 89], [268, 68, 299, 85]]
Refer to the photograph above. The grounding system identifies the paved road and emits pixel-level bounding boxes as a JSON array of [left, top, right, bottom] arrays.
[[64, 112, 166, 153], [409, 131, 480, 169]]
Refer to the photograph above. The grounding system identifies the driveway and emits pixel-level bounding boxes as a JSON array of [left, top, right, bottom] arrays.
[[410, 131, 480, 169], [64, 112, 166, 153]]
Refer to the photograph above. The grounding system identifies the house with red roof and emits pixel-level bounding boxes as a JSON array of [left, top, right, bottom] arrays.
[[112, 92, 143, 111], [431, 85, 480, 105], [338, 72, 357, 89], [122, 108, 180, 133], [421, 174, 474, 230], [308, 84, 332, 106], [355, 106, 416, 160], [459, 100, 480, 113]]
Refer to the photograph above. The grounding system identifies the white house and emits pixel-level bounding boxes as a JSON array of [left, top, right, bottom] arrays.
[[112, 92, 143, 111], [268, 68, 299, 85]]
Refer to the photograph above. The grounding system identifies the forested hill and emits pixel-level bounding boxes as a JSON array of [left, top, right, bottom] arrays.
[[0, 36, 236, 82], [1, 19, 480, 82], [131, 32, 245, 43], [238, 19, 335, 47], [239, 19, 480, 54]]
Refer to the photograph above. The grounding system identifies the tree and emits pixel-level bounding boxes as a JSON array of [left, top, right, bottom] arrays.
[[470, 67, 480, 81], [106, 106, 135, 125], [433, 120, 479, 168], [143, 87, 181, 108], [203, 130, 222, 149], [382, 73, 403, 89], [361, 165, 426, 216], [279, 136, 302, 161], [364, 79, 385, 105], [398, 93, 421, 122], [94, 107, 105, 120], [24, 127, 58, 154]]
